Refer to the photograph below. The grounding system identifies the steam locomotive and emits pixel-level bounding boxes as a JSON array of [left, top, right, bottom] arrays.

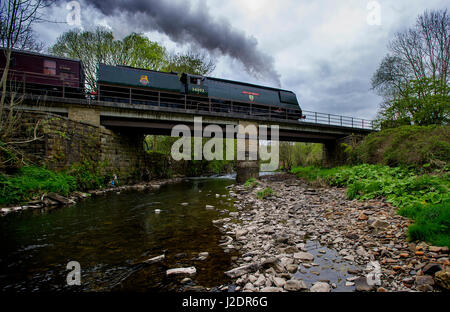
[[0, 49, 303, 120]]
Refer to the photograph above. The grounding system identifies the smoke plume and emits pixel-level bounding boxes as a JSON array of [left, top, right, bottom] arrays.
[[84, 0, 281, 86]]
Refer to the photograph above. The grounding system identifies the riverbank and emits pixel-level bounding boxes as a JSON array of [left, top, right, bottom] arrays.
[[0, 176, 185, 217], [214, 174, 449, 292]]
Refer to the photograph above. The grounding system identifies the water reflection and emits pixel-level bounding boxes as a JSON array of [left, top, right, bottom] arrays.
[[0, 178, 238, 292]]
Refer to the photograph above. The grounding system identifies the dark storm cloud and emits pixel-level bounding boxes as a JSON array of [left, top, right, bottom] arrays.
[[83, 0, 281, 86]]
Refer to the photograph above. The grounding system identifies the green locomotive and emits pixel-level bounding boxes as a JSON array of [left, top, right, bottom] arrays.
[[97, 63, 303, 121]]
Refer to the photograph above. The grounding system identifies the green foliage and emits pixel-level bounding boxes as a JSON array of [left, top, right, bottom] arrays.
[[353, 125, 450, 169], [50, 27, 167, 91], [291, 164, 449, 246], [0, 161, 112, 205], [290, 166, 342, 181], [398, 200, 450, 247], [279, 142, 322, 171], [0, 166, 76, 204], [163, 50, 215, 75], [244, 178, 258, 188], [66, 160, 111, 191], [50, 28, 216, 92], [257, 187, 274, 199], [379, 77, 449, 126]]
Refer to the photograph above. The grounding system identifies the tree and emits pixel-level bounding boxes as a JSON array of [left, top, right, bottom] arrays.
[[164, 50, 216, 76], [384, 77, 449, 125], [0, 0, 46, 167], [50, 28, 167, 91], [371, 9, 449, 126]]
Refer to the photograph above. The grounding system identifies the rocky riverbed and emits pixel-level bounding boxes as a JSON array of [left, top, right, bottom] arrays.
[[213, 174, 449, 292]]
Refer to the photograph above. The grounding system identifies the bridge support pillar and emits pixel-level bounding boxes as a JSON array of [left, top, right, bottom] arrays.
[[322, 135, 364, 167], [68, 106, 100, 127], [236, 121, 259, 184], [322, 140, 343, 168]]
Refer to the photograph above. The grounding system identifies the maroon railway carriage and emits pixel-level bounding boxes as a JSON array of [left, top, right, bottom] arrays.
[[0, 48, 85, 98]]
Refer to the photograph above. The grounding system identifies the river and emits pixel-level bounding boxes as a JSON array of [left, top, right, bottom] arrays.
[[0, 177, 239, 292]]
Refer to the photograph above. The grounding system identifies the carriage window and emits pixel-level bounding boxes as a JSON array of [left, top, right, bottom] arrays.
[[43, 60, 56, 75]]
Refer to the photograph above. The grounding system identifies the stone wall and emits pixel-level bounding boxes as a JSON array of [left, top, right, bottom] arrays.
[[11, 111, 150, 184]]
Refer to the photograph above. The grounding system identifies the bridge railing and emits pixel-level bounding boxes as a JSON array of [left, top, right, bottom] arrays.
[[302, 111, 374, 130]]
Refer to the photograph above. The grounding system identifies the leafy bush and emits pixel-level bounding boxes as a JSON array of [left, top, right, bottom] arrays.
[[0, 166, 77, 204], [66, 160, 110, 191], [0, 161, 112, 205], [353, 125, 450, 169]]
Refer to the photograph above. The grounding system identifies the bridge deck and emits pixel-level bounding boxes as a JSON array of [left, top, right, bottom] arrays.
[[13, 93, 375, 142]]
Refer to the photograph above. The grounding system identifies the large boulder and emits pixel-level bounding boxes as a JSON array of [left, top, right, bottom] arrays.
[[310, 282, 331, 292], [293, 252, 314, 261], [434, 269, 450, 290]]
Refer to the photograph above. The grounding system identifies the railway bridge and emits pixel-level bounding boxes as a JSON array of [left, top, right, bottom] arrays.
[[14, 93, 375, 183]]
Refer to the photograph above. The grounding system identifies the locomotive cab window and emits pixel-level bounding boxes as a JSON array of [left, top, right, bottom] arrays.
[[43, 60, 56, 75], [190, 77, 201, 85]]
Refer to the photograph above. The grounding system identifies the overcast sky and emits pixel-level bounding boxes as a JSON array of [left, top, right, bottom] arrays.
[[35, 0, 448, 120]]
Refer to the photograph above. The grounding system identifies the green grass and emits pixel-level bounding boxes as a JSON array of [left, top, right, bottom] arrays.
[[398, 200, 450, 247], [290, 164, 450, 247], [257, 187, 274, 199], [0, 161, 112, 205], [0, 166, 77, 204], [244, 178, 258, 188]]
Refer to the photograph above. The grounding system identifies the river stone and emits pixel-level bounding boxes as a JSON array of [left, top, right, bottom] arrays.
[[429, 246, 449, 253], [310, 282, 331, 292], [415, 275, 435, 286], [261, 257, 279, 269], [422, 263, 443, 275], [434, 269, 450, 290], [284, 279, 308, 291], [294, 252, 314, 261], [286, 264, 298, 273], [235, 229, 248, 238], [254, 275, 266, 287], [143, 254, 165, 264], [354, 277, 375, 291], [369, 218, 390, 229], [356, 246, 367, 257], [260, 287, 283, 292], [205, 205, 215, 210], [224, 263, 259, 278], [46, 192, 73, 205], [273, 277, 286, 288], [166, 267, 196, 276]]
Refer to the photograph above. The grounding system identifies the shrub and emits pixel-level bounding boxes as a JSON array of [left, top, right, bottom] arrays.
[[257, 187, 274, 199], [0, 166, 77, 204], [244, 178, 258, 188]]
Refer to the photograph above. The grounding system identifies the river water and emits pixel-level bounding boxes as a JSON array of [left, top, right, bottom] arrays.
[[0, 177, 239, 292]]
